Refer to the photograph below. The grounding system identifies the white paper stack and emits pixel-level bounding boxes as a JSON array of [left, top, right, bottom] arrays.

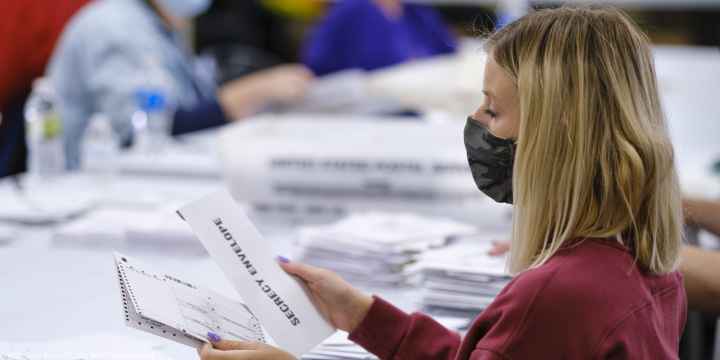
[[295, 212, 477, 286], [301, 317, 469, 360], [115, 128, 222, 179], [302, 332, 377, 360], [116, 146, 221, 179], [0, 225, 15, 246], [409, 239, 511, 318], [0, 187, 93, 225], [53, 207, 202, 253]]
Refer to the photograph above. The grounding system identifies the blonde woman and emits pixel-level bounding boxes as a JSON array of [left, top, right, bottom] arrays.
[[198, 6, 686, 360]]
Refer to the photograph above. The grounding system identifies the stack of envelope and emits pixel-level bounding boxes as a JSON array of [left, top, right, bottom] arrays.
[[52, 207, 203, 254], [295, 212, 477, 286], [0, 225, 15, 246], [302, 332, 377, 360], [409, 238, 512, 318], [302, 316, 470, 360], [0, 188, 93, 225]]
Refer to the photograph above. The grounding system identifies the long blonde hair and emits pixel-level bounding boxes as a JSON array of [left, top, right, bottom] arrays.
[[487, 7, 683, 274]]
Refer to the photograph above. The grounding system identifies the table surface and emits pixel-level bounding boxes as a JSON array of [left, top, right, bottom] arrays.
[[0, 175, 422, 359], [0, 212, 423, 359]]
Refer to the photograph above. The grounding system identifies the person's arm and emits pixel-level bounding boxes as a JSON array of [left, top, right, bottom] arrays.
[[87, 35, 312, 138], [348, 296, 462, 360], [680, 245, 720, 314], [171, 99, 226, 136], [197, 259, 463, 360], [215, 64, 313, 120], [280, 260, 462, 360], [172, 64, 313, 135], [684, 198, 720, 237]]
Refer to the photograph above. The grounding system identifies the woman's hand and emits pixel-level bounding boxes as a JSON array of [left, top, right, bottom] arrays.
[[278, 258, 374, 333], [196, 259, 373, 360], [254, 64, 314, 104], [198, 337, 295, 360], [488, 240, 511, 256], [218, 64, 314, 120]]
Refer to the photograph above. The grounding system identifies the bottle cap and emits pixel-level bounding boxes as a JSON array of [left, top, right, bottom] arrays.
[[135, 89, 166, 112]]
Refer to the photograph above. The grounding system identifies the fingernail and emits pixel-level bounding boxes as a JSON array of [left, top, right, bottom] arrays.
[[207, 331, 221, 343], [277, 256, 290, 263]]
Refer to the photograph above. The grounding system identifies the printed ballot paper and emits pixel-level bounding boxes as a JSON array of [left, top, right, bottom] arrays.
[[177, 190, 335, 357], [115, 253, 265, 347]]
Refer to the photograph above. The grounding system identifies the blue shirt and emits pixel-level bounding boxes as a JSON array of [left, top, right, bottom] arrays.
[[302, 0, 457, 76], [48, 0, 225, 169]]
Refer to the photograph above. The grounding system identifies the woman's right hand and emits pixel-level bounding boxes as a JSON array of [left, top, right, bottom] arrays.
[[277, 258, 374, 333]]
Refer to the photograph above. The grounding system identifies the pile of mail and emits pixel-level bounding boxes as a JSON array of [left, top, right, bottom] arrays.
[[409, 238, 512, 318], [303, 332, 377, 360], [53, 207, 202, 254], [0, 225, 15, 246], [0, 185, 93, 225], [302, 316, 470, 360], [295, 212, 477, 286]]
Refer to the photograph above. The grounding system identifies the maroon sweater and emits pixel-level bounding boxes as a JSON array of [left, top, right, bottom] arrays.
[[350, 238, 686, 359]]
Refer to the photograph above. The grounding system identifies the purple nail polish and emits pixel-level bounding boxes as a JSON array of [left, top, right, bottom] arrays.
[[207, 331, 221, 343], [277, 256, 290, 263]]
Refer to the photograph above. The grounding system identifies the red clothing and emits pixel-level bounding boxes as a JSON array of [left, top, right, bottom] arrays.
[[350, 238, 686, 359], [0, 0, 90, 177], [0, 0, 90, 109]]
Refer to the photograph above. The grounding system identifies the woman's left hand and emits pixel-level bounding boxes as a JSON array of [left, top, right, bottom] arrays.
[[198, 338, 295, 360]]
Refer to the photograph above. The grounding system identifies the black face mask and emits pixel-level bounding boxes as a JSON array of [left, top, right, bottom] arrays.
[[464, 116, 516, 204]]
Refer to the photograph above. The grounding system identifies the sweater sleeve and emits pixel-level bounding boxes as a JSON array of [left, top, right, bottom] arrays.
[[348, 296, 461, 360], [300, 1, 353, 76], [171, 99, 227, 136], [469, 349, 508, 360]]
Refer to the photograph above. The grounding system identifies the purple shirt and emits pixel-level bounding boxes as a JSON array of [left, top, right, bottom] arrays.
[[302, 0, 457, 76]]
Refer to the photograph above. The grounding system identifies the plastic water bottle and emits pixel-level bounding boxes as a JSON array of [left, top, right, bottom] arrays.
[[24, 78, 65, 182], [131, 89, 170, 153], [82, 113, 119, 179]]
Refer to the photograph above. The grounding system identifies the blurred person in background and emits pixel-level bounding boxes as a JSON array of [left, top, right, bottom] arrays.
[[195, 0, 319, 84], [302, 0, 457, 76], [47, 0, 313, 169], [0, 0, 91, 178]]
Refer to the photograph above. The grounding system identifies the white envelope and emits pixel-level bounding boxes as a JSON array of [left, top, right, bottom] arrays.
[[177, 190, 335, 357]]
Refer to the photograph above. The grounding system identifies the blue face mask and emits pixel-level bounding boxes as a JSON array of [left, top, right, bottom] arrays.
[[155, 0, 212, 18]]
